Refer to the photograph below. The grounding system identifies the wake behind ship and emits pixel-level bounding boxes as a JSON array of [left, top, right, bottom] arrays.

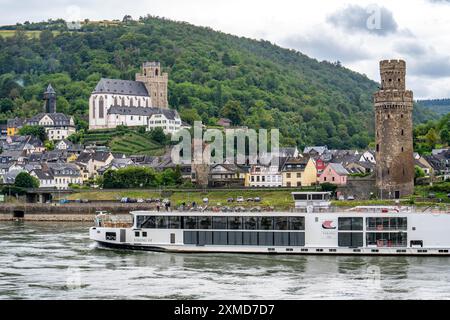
[[89, 192, 450, 256]]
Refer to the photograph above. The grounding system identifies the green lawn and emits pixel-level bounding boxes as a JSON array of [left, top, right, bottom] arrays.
[[64, 187, 449, 211], [65, 189, 296, 209]]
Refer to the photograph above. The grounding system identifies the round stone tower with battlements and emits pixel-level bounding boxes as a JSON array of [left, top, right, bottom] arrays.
[[374, 59, 414, 199]]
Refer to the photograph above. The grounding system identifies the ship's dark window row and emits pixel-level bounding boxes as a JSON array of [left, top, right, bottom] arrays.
[[136, 216, 305, 231], [366, 232, 407, 247], [366, 217, 407, 231], [183, 231, 305, 246], [338, 232, 363, 247], [338, 218, 363, 231]]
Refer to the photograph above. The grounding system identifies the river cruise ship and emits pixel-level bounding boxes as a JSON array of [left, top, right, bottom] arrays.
[[89, 192, 450, 256]]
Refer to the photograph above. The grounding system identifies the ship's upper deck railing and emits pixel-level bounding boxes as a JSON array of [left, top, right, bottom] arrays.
[[95, 211, 133, 228]]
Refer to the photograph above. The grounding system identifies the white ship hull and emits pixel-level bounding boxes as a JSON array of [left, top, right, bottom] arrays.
[[89, 209, 450, 256]]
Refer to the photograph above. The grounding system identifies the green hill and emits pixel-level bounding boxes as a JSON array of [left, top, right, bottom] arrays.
[[0, 16, 437, 149], [417, 99, 450, 116]]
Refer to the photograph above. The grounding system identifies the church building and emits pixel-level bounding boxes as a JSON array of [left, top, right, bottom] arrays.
[[89, 62, 182, 134]]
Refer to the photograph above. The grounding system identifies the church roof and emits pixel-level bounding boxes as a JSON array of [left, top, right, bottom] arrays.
[[107, 106, 179, 120], [93, 78, 149, 97]]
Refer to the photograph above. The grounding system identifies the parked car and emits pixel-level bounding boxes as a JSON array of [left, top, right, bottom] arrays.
[[145, 198, 153, 203], [227, 197, 234, 203], [246, 198, 254, 202], [120, 197, 128, 203], [81, 199, 89, 203], [254, 197, 261, 202], [347, 195, 355, 201], [236, 196, 244, 203], [428, 193, 436, 199], [203, 197, 209, 204], [137, 198, 144, 203], [338, 195, 345, 201], [127, 198, 137, 203]]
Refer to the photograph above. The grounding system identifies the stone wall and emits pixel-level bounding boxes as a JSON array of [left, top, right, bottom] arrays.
[[337, 176, 377, 200]]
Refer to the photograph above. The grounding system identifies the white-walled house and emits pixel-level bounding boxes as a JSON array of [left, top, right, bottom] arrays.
[[246, 164, 282, 187], [26, 113, 76, 141], [31, 163, 82, 189]]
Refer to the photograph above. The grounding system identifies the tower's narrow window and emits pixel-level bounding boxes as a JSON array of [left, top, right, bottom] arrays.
[[401, 147, 404, 152], [155, 69, 159, 76], [401, 129, 404, 136], [376, 144, 379, 152]]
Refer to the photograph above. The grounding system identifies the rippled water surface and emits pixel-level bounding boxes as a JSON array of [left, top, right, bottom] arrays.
[[1, 221, 450, 299]]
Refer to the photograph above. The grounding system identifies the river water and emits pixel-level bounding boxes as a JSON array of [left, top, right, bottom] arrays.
[[1, 221, 450, 300]]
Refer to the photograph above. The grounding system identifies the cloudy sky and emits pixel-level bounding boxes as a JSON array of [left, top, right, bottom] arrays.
[[1, 0, 450, 99]]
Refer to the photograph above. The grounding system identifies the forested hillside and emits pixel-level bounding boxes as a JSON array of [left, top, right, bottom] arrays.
[[0, 16, 437, 148], [417, 99, 450, 117]]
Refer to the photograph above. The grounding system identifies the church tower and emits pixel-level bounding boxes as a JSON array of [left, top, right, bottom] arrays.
[[43, 84, 57, 113], [374, 60, 414, 199], [135, 62, 169, 109]]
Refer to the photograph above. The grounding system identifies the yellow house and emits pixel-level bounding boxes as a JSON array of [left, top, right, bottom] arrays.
[[7, 118, 25, 136], [281, 157, 317, 187]]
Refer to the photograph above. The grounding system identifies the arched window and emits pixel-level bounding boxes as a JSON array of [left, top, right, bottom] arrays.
[[122, 97, 126, 106], [146, 99, 149, 108], [130, 98, 134, 107], [155, 68, 159, 76], [114, 97, 118, 105], [92, 100, 96, 119], [99, 97, 104, 118]]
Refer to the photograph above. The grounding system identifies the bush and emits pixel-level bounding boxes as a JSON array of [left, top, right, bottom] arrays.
[[14, 172, 39, 189], [429, 182, 450, 193], [320, 182, 338, 194]]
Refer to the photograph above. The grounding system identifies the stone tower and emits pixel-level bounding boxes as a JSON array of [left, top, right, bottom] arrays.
[[374, 60, 414, 199], [135, 62, 169, 109], [43, 84, 57, 113]]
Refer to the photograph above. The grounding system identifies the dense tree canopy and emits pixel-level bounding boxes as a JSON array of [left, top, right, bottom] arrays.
[[14, 172, 40, 189], [102, 166, 183, 188], [0, 16, 438, 149], [413, 113, 450, 154], [18, 125, 46, 141]]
